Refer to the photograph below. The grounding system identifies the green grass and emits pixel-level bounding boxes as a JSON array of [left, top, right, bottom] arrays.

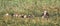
[[0, 0, 60, 15], [0, 16, 60, 26], [0, 0, 60, 26]]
